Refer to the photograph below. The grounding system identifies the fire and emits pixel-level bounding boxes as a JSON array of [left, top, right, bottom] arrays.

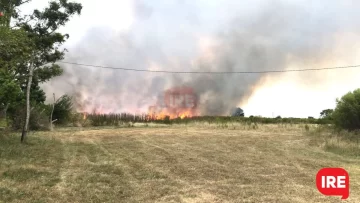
[[82, 109, 105, 120], [147, 86, 198, 120], [179, 110, 193, 119], [148, 108, 195, 120], [79, 86, 198, 121]]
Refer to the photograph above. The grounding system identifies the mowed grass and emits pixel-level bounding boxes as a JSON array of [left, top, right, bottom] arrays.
[[1, 124, 360, 203]]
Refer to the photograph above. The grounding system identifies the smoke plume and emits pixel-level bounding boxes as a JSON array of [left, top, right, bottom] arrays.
[[42, 0, 360, 116]]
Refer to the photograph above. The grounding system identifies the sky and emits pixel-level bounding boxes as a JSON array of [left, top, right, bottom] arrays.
[[19, 0, 360, 118]]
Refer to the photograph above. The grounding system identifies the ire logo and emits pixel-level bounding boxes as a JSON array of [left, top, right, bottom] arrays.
[[316, 168, 349, 200]]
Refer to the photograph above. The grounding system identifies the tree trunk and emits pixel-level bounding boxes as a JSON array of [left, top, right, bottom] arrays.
[[21, 64, 34, 143]]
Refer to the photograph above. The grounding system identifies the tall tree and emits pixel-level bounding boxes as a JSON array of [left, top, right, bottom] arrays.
[[10, 0, 82, 142], [332, 89, 360, 131], [0, 26, 34, 127]]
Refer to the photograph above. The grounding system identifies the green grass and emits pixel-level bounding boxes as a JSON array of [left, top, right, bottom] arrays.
[[1, 125, 360, 202], [0, 134, 64, 202], [0, 118, 6, 128]]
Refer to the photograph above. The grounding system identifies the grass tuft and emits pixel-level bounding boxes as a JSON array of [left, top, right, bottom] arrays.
[[306, 126, 360, 157]]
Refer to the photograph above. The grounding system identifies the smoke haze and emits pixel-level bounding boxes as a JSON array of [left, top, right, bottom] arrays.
[[42, 0, 360, 116]]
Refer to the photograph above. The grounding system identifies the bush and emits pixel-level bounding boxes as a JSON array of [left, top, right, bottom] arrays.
[[51, 95, 73, 125], [10, 105, 49, 131], [163, 116, 171, 124], [332, 88, 360, 131], [320, 109, 334, 120], [304, 124, 310, 131]]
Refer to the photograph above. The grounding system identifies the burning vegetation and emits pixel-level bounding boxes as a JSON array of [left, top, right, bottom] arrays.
[[148, 87, 198, 120], [79, 86, 198, 121]]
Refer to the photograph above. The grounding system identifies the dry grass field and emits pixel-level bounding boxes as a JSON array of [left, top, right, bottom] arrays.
[[1, 124, 360, 203]]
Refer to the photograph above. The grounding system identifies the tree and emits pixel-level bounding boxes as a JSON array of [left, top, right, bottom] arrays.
[[320, 109, 334, 119], [0, 72, 22, 126], [0, 26, 53, 118], [0, 26, 34, 127], [332, 89, 360, 131], [51, 94, 73, 125], [0, 26, 33, 71], [8, 0, 82, 142], [0, 0, 35, 27], [231, 107, 244, 117]]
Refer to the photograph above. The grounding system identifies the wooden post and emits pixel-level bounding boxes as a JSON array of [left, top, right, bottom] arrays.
[[49, 93, 55, 131]]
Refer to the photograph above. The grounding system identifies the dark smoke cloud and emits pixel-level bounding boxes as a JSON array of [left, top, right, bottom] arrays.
[[43, 0, 360, 115]]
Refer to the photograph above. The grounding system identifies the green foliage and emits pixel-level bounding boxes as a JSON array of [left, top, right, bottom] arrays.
[[0, 27, 34, 128], [9, 0, 82, 100], [0, 27, 33, 110], [4, 78, 47, 127], [0, 27, 34, 71], [0, 0, 30, 26], [320, 109, 334, 119], [10, 104, 50, 131], [16, 0, 82, 68], [318, 109, 334, 125], [0, 0, 82, 133], [29, 105, 51, 130], [0, 72, 22, 108], [34, 65, 63, 83], [51, 95, 73, 125], [332, 89, 360, 131], [87, 113, 142, 127], [5, 94, 73, 129], [27, 78, 46, 104], [163, 116, 171, 124], [67, 114, 331, 127]]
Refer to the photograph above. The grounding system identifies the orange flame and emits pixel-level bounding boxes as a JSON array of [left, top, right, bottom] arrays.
[[147, 86, 198, 120], [147, 106, 195, 120]]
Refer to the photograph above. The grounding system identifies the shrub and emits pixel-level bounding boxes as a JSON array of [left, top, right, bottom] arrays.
[[332, 88, 360, 131], [163, 116, 171, 124], [320, 109, 334, 120], [304, 124, 310, 131], [51, 95, 73, 125], [10, 105, 49, 131]]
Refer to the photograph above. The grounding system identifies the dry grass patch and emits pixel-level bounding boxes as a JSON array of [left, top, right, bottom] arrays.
[[1, 125, 359, 202]]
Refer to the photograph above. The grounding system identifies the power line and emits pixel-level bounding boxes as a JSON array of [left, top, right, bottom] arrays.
[[57, 61, 360, 74]]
